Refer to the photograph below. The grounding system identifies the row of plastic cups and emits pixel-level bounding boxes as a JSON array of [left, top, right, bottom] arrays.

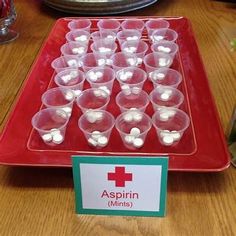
[[114, 108, 190, 149], [53, 66, 182, 99], [60, 39, 179, 68], [67, 18, 171, 37], [65, 27, 178, 48], [116, 86, 184, 113], [75, 86, 184, 117], [32, 107, 190, 148], [51, 51, 173, 74], [40, 84, 184, 124]]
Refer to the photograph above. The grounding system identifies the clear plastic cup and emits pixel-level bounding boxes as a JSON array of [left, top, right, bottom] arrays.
[[117, 29, 142, 47], [121, 40, 148, 65], [60, 41, 88, 57], [51, 55, 82, 73], [116, 67, 147, 95], [111, 52, 138, 72], [121, 19, 145, 33], [76, 88, 110, 114], [145, 19, 170, 39], [68, 19, 92, 32], [116, 90, 150, 113], [80, 52, 109, 72], [90, 38, 117, 57], [143, 52, 173, 79], [41, 87, 75, 117], [86, 67, 115, 96], [149, 86, 184, 111], [54, 69, 85, 97], [65, 30, 90, 44], [91, 30, 116, 42], [97, 19, 120, 33], [78, 110, 115, 148], [150, 28, 178, 44], [149, 68, 182, 88], [31, 108, 70, 145], [151, 40, 179, 60], [115, 111, 152, 150], [152, 107, 190, 146]]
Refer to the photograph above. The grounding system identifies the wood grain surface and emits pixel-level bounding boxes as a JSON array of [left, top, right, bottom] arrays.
[[0, 0, 236, 235]]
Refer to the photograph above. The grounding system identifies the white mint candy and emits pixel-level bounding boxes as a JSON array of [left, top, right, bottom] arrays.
[[88, 137, 97, 147], [86, 111, 97, 123], [72, 47, 85, 55], [133, 138, 144, 148], [75, 35, 87, 42], [99, 47, 112, 53], [171, 131, 181, 141], [160, 130, 170, 138], [153, 35, 164, 42], [94, 111, 103, 121], [52, 133, 64, 144], [70, 71, 78, 78], [166, 109, 176, 117], [106, 59, 113, 65], [91, 131, 101, 141], [93, 89, 103, 97], [124, 135, 135, 144], [124, 46, 137, 53], [127, 58, 136, 66], [107, 35, 115, 40], [157, 46, 166, 52], [121, 84, 130, 90], [88, 71, 98, 82], [162, 135, 174, 145], [61, 107, 72, 115], [99, 86, 110, 96], [67, 59, 78, 67], [42, 133, 52, 142], [126, 71, 133, 78], [74, 90, 82, 96], [163, 47, 171, 53], [61, 74, 71, 83], [119, 72, 128, 81], [50, 128, 61, 136], [164, 89, 173, 95], [159, 58, 168, 67], [56, 109, 68, 119], [156, 73, 165, 80], [160, 92, 170, 101], [149, 71, 154, 79], [97, 136, 108, 147], [131, 87, 141, 94], [65, 91, 74, 101], [98, 59, 106, 66], [124, 113, 133, 122], [160, 112, 169, 121], [95, 71, 103, 78], [132, 112, 143, 122], [126, 36, 138, 41], [137, 58, 143, 65], [130, 127, 141, 137]]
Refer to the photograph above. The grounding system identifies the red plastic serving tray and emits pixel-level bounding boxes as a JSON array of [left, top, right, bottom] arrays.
[[0, 17, 230, 171]]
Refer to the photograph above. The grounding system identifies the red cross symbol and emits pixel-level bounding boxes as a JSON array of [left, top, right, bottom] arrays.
[[107, 166, 133, 187]]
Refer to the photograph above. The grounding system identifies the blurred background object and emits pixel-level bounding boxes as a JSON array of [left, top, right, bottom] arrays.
[[0, 0, 18, 44], [43, 0, 158, 15]]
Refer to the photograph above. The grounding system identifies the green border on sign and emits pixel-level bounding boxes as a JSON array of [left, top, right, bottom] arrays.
[[72, 156, 168, 217]]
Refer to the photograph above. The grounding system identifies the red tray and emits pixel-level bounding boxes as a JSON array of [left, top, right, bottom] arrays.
[[0, 17, 230, 171]]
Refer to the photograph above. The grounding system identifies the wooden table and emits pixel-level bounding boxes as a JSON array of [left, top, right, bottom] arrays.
[[0, 0, 236, 235]]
